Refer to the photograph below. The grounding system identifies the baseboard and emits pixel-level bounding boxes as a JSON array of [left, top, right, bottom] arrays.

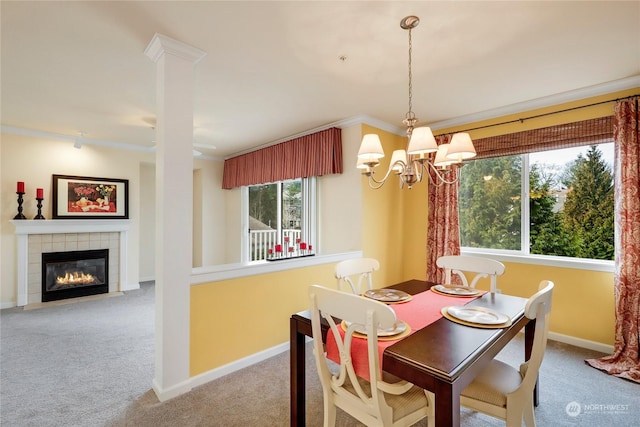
[[139, 275, 155, 283], [120, 281, 141, 292], [548, 331, 614, 354], [152, 377, 193, 402], [188, 341, 291, 390], [1, 301, 16, 310]]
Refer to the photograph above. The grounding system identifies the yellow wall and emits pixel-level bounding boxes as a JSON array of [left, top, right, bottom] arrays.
[[499, 263, 615, 345], [360, 125, 408, 287], [190, 263, 337, 376]]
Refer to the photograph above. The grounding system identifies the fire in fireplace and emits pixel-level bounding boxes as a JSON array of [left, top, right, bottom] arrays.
[[42, 249, 109, 302]]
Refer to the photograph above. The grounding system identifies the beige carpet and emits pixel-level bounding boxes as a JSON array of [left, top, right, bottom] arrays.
[[3, 282, 639, 426]]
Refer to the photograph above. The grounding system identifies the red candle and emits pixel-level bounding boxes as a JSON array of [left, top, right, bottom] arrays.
[[300, 242, 307, 250], [17, 181, 25, 193], [275, 244, 282, 253], [37, 188, 44, 199]]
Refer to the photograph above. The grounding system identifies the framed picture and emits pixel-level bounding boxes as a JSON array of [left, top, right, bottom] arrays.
[[52, 175, 129, 219]]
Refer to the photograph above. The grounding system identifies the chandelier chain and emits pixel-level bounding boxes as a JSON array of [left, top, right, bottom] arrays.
[[406, 27, 414, 123]]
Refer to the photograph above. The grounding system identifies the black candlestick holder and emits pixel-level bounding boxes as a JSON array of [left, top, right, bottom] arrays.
[[34, 197, 45, 220], [13, 192, 26, 220]]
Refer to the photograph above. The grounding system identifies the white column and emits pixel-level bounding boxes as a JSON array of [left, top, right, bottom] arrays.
[[145, 34, 206, 401]]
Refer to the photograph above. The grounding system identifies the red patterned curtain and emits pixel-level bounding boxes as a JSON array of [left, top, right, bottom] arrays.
[[221, 127, 342, 189], [586, 96, 640, 383], [426, 135, 461, 284]]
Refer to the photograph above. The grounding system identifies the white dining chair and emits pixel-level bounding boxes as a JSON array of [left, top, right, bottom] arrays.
[[436, 255, 505, 293], [334, 258, 380, 294], [308, 284, 435, 427], [460, 280, 554, 427]]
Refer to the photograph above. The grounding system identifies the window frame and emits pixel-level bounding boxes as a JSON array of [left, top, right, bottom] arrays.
[[460, 147, 614, 273], [241, 177, 316, 263]]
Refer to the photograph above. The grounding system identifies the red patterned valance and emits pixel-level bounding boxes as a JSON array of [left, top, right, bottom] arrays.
[[222, 127, 343, 189]]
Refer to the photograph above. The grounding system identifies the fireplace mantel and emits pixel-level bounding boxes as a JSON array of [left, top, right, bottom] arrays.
[[11, 219, 131, 235], [10, 219, 131, 307]]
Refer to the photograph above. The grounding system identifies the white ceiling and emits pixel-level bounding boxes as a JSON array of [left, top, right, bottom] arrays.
[[2, 1, 639, 159]]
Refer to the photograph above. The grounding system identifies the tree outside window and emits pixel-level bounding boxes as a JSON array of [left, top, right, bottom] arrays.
[[459, 144, 614, 261], [247, 179, 307, 261]]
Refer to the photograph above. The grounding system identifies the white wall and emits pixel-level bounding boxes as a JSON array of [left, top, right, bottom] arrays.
[[0, 133, 223, 306], [1, 134, 145, 305], [195, 158, 226, 266], [318, 124, 362, 254], [139, 162, 156, 281]]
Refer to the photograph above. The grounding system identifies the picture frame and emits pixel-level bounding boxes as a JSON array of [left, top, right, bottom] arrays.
[[52, 175, 129, 219]]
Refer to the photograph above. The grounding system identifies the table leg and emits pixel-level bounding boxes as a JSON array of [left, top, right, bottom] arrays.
[[290, 317, 306, 427], [524, 318, 539, 406], [434, 383, 460, 427]]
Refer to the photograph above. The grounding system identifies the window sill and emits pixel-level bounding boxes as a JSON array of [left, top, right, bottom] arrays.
[[461, 248, 614, 273], [190, 251, 363, 284]]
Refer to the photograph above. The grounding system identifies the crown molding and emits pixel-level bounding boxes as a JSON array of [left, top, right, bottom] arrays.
[[225, 115, 404, 159], [1, 125, 223, 160], [144, 33, 206, 64], [5, 77, 637, 161], [428, 76, 640, 131]]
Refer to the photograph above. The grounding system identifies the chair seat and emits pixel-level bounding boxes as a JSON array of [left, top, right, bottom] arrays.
[[461, 359, 523, 408], [341, 376, 430, 423]]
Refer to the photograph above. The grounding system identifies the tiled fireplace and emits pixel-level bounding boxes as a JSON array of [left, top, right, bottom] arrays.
[[41, 247, 110, 302], [10, 220, 130, 306]]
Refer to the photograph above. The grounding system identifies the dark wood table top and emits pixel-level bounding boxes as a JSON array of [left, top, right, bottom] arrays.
[[383, 280, 528, 386]]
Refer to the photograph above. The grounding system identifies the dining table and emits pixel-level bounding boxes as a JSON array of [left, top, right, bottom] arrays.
[[289, 279, 536, 427]]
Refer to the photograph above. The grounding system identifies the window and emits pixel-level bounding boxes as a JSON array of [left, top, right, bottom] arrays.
[[245, 177, 316, 262], [459, 143, 614, 261]]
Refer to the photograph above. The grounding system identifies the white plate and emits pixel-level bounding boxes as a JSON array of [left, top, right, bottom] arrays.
[[363, 289, 411, 302], [446, 306, 509, 325], [433, 285, 480, 296], [343, 320, 407, 337]]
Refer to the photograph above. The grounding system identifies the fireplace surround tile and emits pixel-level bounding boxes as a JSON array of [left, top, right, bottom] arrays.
[[26, 232, 119, 305], [11, 219, 130, 307]]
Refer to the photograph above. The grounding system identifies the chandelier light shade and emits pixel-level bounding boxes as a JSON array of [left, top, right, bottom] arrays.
[[357, 134, 385, 161], [357, 15, 477, 189], [447, 132, 476, 161], [407, 126, 438, 156]]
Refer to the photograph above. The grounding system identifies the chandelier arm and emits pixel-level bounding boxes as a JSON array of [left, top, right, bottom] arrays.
[[365, 160, 404, 189], [424, 162, 462, 186], [367, 176, 387, 190], [410, 159, 425, 184]]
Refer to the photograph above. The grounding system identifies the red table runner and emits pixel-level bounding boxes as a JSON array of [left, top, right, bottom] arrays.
[[325, 289, 483, 381]]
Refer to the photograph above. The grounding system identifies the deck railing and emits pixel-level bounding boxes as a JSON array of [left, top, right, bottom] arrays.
[[250, 229, 302, 261]]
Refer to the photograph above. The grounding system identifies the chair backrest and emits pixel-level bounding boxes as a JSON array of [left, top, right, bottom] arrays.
[[308, 284, 397, 418], [436, 255, 505, 293], [334, 258, 380, 294], [518, 280, 554, 396]]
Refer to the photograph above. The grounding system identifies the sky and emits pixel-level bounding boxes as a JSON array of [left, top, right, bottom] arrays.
[[530, 143, 614, 169]]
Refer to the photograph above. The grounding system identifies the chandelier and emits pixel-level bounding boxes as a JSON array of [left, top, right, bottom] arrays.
[[357, 16, 477, 189]]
